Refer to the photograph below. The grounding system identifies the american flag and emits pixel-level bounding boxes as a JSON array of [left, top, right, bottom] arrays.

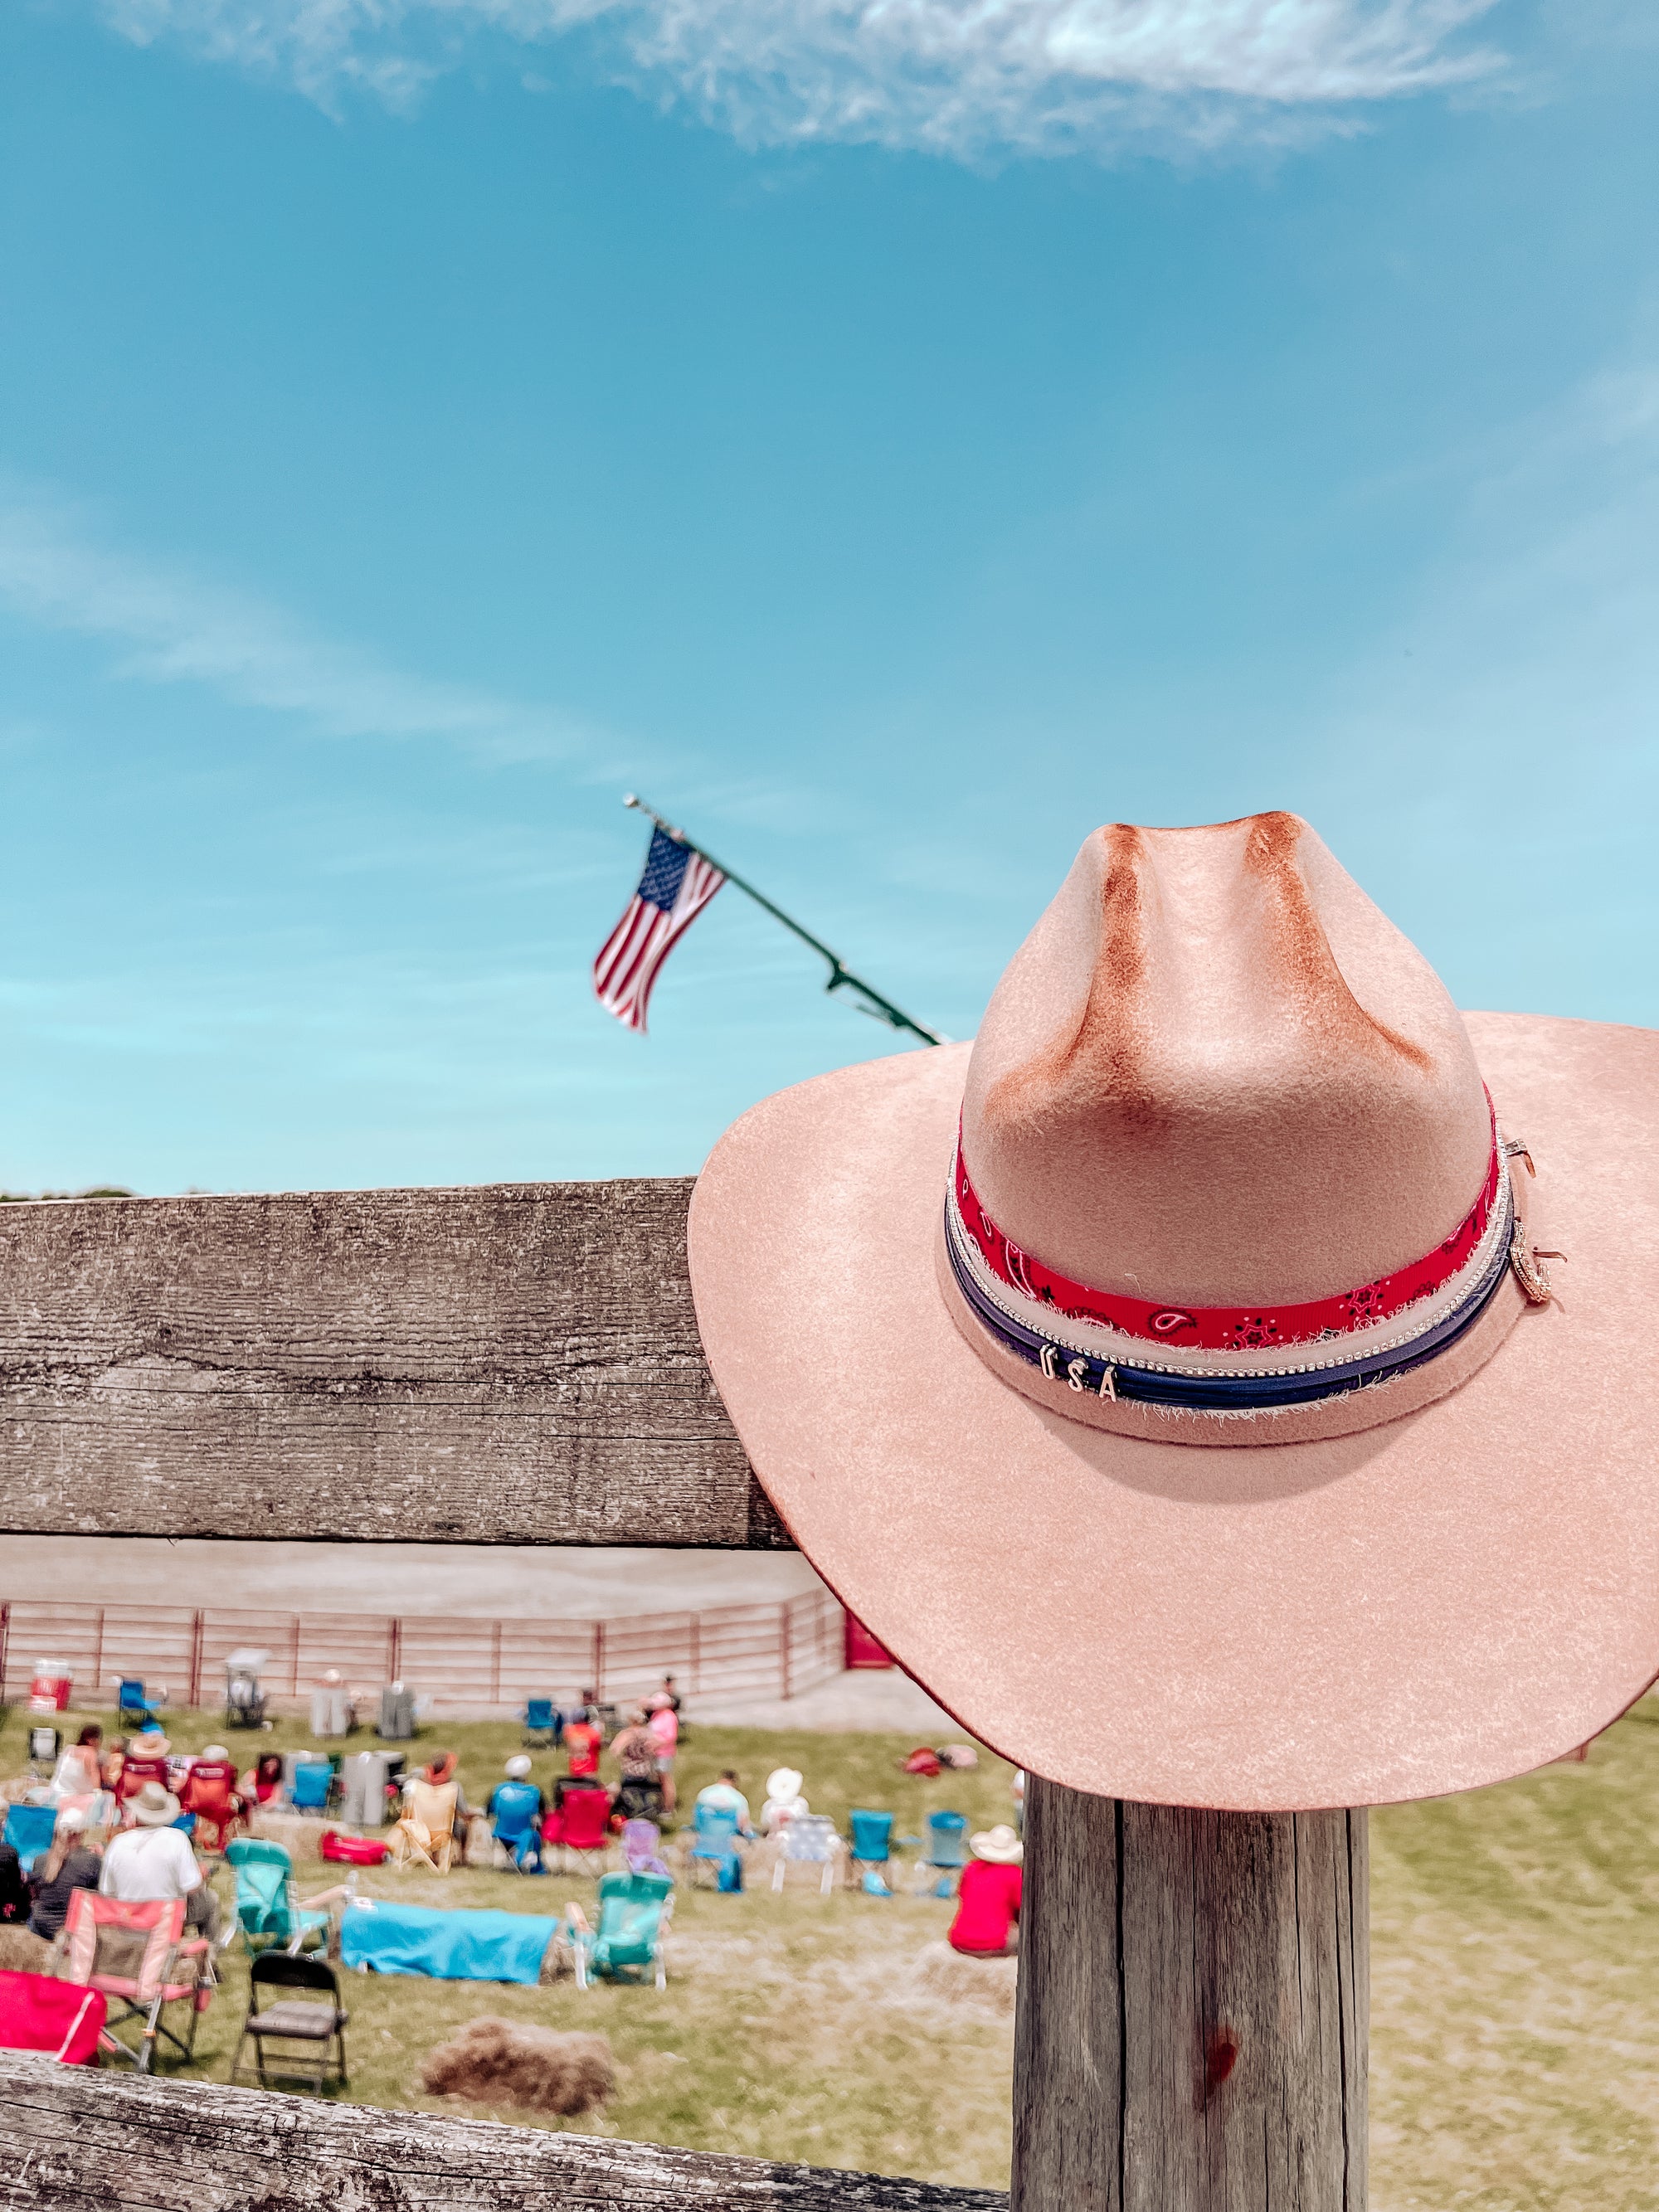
[[593, 826, 727, 1033]]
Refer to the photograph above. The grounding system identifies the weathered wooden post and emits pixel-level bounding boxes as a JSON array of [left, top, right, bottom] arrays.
[[1013, 1781, 1366, 2211]]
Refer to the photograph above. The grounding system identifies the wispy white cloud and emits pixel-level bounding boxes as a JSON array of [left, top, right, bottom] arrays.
[[94, 0, 1506, 158], [0, 485, 587, 761]]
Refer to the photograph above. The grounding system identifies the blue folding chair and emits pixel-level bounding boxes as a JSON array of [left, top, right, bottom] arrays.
[[914, 1809, 969, 1895], [849, 1809, 894, 1894], [117, 1679, 154, 1728], [688, 1803, 742, 1890], [490, 1779, 545, 1873], [3, 1802, 57, 1876], [523, 1699, 560, 1749], [289, 1760, 334, 1813]]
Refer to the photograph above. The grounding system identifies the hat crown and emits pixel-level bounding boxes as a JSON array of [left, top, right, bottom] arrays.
[[962, 813, 1491, 1305]]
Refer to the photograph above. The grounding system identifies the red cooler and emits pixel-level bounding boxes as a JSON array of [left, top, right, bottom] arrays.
[[28, 1662, 73, 1714]]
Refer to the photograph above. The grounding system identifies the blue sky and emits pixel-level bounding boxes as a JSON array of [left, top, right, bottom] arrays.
[[2, 0, 1656, 1193]]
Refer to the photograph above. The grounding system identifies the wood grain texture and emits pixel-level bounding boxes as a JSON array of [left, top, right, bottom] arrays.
[[0, 1183, 790, 1548], [1011, 1778, 1368, 2212], [0, 2056, 1006, 2210]]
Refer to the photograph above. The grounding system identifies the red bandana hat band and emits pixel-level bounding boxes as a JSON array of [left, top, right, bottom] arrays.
[[952, 1097, 1504, 1357]]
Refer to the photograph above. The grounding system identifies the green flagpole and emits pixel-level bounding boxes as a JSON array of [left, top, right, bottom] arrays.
[[622, 795, 949, 1048]]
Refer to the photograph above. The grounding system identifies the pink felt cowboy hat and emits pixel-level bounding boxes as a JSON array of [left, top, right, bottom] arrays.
[[688, 814, 1659, 1811]]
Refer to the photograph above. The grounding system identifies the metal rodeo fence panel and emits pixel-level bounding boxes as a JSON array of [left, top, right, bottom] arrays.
[[0, 1589, 844, 1712]]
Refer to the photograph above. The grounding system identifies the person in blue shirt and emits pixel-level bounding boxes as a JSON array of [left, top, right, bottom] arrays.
[[488, 1755, 547, 1872]]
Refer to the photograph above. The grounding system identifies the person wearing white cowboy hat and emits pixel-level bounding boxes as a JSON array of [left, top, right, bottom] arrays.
[[947, 1826, 1024, 1957], [100, 1780, 220, 1940], [760, 1767, 809, 1835]]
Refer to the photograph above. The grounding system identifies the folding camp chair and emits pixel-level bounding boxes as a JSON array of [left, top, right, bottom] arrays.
[[914, 1810, 969, 1895], [553, 1784, 613, 1876], [523, 1699, 560, 1749], [847, 1810, 895, 1894], [3, 1803, 58, 1877], [289, 1758, 335, 1814], [116, 1680, 154, 1729], [386, 1778, 459, 1873], [688, 1803, 742, 1890], [490, 1780, 544, 1874], [54, 1891, 214, 2072], [223, 1838, 332, 1956], [620, 1819, 670, 1879], [566, 1870, 674, 1990], [177, 1759, 246, 1857], [771, 1814, 842, 1896], [116, 1752, 171, 1811], [231, 1952, 348, 2093]]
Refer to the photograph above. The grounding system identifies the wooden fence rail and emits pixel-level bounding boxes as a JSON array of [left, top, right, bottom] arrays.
[[0, 1181, 781, 1549], [0, 2056, 1008, 2210], [0, 1589, 844, 1711]]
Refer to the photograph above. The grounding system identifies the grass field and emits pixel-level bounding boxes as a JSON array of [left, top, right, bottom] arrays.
[[7, 1699, 1657, 2205]]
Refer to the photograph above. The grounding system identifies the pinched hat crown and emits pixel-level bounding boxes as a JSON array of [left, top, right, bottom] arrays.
[[945, 812, 1535, 1443]]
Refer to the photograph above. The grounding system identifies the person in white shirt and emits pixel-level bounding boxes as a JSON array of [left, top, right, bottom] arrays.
[[695, 1770, 754, 1836], [100, 1782, 218, 1940]]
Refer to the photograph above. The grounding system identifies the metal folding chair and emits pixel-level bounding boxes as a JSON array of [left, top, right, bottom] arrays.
[[231, 1951, 348, 2094]]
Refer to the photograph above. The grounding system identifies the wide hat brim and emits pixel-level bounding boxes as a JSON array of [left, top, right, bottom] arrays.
[[688, 1012, 1659, 1811]]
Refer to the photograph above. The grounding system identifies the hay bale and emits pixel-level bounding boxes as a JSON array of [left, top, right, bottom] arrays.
[[912, 1939, 1019, 2015], [420, 2016, 613, 2114], [250, 1811, 331, 1862], [0, 1926, 53, 1974]]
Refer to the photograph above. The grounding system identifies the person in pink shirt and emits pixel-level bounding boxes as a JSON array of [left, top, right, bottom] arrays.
[[647, 1694, 679, 1814]]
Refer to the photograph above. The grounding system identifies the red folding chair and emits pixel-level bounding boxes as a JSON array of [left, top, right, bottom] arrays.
[[116, 1753, 170, 1811], [554, 1785, 614, 1874], [56, 1891, 215, 2071], [176, 1760, 246, 1856]]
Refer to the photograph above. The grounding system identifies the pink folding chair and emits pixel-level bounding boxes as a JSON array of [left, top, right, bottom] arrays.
[[56, 1891, 215, 2071]]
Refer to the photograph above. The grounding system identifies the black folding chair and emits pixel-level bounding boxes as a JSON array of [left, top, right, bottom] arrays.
[[231, 1951, 349, 2094]]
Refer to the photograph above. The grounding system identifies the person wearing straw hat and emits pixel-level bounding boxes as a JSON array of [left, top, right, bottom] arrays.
[[948, 1826, 1024, 1957], [689, 811, 1659, 1812], [100, 1781, 219, 1939]]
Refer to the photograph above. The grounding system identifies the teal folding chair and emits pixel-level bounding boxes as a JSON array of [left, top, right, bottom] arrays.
[[567, 1870, 674, 1989], [223, 1838, 332, 1957], [848, 1809, 894, 1894], [914, 1809, 969, 1896]]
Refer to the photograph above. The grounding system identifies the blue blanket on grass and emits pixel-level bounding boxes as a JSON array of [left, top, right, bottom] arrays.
[[340, 1898, 560, 1985]]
